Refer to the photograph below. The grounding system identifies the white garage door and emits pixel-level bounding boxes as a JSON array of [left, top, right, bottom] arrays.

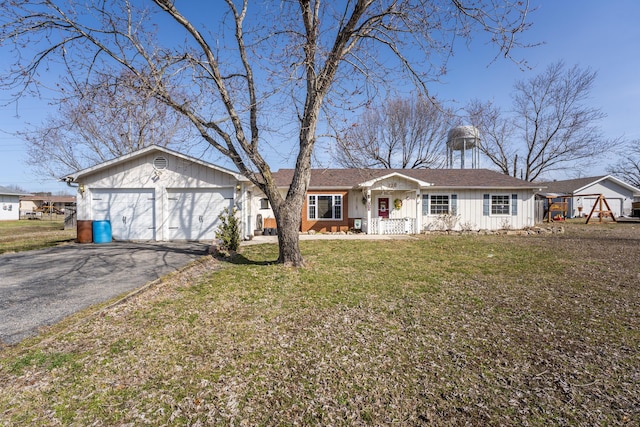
[[92, 189, 156, 241], [583, 197, 623, 217], [167, 188, 234, 241]]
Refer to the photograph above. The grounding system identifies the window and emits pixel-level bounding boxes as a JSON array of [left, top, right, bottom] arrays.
[[260, 198, 270, 209], [308, 194, 342, 220], [424, 194, 457, 215], [430, 195, 450, 215], [491, 195, 510, 215]]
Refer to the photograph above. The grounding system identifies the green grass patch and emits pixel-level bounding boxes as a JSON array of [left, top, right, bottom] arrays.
[[7, 350, 78, 375], [1, 226, 639, 425], [0, 220, 76, 253]]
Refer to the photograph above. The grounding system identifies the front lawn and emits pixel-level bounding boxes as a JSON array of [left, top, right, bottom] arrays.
[[0, 224, 638, 425], [0, 220, 76, 254]]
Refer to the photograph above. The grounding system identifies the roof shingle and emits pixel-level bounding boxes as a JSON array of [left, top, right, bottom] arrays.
[[538, 176, 606, 194], [272, 168, 543, 189]]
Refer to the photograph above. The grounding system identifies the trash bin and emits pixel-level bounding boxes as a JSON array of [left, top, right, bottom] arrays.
[[77, 220, 93, 243], [92, 220, 112, 244]]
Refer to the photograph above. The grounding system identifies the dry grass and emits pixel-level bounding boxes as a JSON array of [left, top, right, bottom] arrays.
[[0, 223, 638, 426], [0, 220, 76, 254]]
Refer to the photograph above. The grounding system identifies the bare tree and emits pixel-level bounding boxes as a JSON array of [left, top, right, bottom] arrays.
[[467, 61, 614, 181], [21, 70, 195, 178], [0, 0, 532, 266], [465, 99, 517, 175], [334, 96, 452, 169], [2, 184, 30, 194], [607, 140, 640, 188]]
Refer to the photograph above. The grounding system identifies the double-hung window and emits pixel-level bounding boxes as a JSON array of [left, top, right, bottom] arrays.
[[491, 195, 510, 215], [430, 195, 450, 215], [423, 194, 457, 215], [308, 194, 342, 220]]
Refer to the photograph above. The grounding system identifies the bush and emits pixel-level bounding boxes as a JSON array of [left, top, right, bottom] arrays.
[[215, 207, 240, 252]]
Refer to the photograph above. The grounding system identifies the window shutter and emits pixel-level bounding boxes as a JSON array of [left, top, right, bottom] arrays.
[[422, 194, 429, 215], [483, 194, 490, 216], [451, 194, 458, 215], [511, 194, 518, 215]]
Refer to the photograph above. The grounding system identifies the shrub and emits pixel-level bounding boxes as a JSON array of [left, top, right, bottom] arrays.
[[215, 207, 240, 252]]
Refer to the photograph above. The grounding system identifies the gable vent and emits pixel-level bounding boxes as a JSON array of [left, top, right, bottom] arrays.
[[153, 156, 168, 170]]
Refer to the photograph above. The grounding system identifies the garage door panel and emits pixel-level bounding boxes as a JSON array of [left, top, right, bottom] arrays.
[[167, 189, 233, 241], [92, 189, 155, 241], [583, 197, 622, 218]]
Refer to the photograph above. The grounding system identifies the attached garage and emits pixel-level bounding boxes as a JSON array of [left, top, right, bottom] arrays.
[[166, 188, 234, 241], [64, 145, 250, 242], [92, 189, 156, 240]]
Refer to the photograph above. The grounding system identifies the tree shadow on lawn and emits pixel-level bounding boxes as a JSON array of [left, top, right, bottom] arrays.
[[220, 252, 276, 266]]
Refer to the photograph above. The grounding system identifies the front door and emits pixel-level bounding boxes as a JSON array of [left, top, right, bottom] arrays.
[[378, 197, 390, 218]]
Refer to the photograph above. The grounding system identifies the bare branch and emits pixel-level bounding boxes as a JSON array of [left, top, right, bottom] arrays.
[[335, 96, 453, 169]]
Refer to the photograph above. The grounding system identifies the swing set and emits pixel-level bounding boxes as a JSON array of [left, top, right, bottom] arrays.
[[545, 194, 616, 224]]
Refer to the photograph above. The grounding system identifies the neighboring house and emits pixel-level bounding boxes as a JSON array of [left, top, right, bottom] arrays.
[[0, 186, 28, 221], [256, 168, 544, 234], [540, 175, 640, 218], [63, 145, 251, 241], [20, 193, 76, 216]]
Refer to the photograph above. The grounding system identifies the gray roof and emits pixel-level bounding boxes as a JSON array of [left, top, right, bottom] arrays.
[[273, 168, 544, 190], [539, 175, 640, 196], [538, 176, 607, 195]]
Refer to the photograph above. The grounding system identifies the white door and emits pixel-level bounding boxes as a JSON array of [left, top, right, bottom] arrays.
[[167, 189, 234, 241], [92, 189, 155, 240]]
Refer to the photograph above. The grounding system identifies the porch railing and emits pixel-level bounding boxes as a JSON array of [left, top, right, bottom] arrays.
[[371, 217, 415, 235]]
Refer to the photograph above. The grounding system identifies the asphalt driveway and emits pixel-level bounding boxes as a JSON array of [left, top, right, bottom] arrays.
[[0, 242, 210, 345]]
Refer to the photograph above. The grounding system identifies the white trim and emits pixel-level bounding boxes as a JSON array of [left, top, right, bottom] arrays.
[[357, 172, 433, 189], [490, 194, 511, 216], [574, 175, 640, 195], [307, 194, 343, 221], [63, 145, 249, 183]]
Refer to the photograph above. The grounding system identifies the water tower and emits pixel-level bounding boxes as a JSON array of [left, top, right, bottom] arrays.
[[446, 126, 481, 169]]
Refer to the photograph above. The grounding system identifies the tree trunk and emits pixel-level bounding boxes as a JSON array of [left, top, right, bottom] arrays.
[[273, 198, 305, 267]]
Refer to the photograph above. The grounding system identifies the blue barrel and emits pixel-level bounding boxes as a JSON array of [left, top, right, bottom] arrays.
[[92, 220, 112, 244]]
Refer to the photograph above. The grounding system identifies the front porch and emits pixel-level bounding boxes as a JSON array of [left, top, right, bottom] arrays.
[[358, 173, 428, 236], [369, 217, 416, 235]]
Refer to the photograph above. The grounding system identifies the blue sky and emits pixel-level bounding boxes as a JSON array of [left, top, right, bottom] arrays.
[[1, 0, 639, 193]]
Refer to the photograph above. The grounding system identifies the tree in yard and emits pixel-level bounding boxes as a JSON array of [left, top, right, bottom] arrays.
[[334, 96, 453, 169], [466, 61, 615, 181], [21, 70, 195, 179], [606, 141, 640, 188], [0, 0, 532, 266]]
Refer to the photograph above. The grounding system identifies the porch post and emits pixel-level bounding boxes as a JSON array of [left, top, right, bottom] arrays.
[[366, 189, 372, 235], [416, 189, 422, 233]]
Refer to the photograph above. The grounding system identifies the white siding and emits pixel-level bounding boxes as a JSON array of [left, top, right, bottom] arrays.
[[77, 150, 241, 241], [573, 179, 637, 217], [347, 189, 368, 222], [247, 188, 286, 235], [421, 189, 536, 231], [0, 195, 20, 221]]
